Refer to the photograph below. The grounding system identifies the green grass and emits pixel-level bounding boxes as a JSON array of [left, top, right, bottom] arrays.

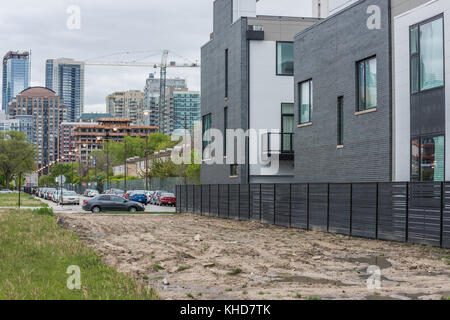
[[152, 264, 165, 271], [307, 296, 322, 300], [227, 268, 242, 276], [177, 266, 191, 272], [0, 193, 47, 208], [0, 209, 158, 300]]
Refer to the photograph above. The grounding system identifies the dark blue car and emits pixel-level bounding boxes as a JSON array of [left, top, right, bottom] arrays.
[[129, 193, 148, 204]]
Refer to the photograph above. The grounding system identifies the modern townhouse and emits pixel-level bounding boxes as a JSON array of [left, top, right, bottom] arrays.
[[200, 0, 443, 185], [392, 0, 448, 182], [200, 0, 320, 184]]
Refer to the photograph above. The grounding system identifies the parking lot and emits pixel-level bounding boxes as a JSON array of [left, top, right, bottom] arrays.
[[38, 195, 176, 214]]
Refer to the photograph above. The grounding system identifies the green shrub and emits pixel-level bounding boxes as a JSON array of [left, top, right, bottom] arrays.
[[32, 207, 54, 216]]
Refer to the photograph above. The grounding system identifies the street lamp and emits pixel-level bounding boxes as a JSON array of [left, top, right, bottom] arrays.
[[143, 111, 151, 191], [124, 128, 131, 192]]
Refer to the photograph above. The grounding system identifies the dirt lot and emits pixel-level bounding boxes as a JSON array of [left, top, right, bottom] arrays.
[[57, 212, 450, 300]]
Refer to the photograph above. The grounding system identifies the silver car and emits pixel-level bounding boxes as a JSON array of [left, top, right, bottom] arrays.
[[60, 191, 80, 205]]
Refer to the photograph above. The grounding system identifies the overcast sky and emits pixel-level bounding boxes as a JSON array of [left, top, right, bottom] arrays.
[[0, 0, 313, 113]]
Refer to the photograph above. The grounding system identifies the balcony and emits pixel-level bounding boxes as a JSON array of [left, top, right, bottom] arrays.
[[263, 132, 294, 161]]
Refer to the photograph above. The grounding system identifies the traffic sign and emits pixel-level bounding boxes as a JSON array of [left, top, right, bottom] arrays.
[[55, 175, 66, 185]]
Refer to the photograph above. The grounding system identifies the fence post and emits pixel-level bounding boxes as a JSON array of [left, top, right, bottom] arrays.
[[248, 184, 251, 220], [217, 184, 220, 217], [209, 185, 211, 216], [200, 185, 203, 216], [327, 183, 330, 233], [349, 183, 353, 236], [289, 184, 292, 228], [440, 182, 444, 248], [227, 184, 230, 219], [259, 184, 262, 222], [193, 185, 195, 214], [238, 184, 241, 221], [307, 183, 310, 231], [273, 184, 276, 225], [405, 182, 409, 243], [376, 182, 379, 239]]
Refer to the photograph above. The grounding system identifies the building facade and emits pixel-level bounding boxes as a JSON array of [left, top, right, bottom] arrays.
[[72, 118, 158, 164], [45, 58, 85, 122], [77, 113, 113, 123], [173, 90, 201, 134], [143, 73, 187, 128], [2, 51, 30, 112], [8, 87, 68, 173], [59, 122, 88, 163], [200, 0, 319, 184], [106, 90, 145, 124]]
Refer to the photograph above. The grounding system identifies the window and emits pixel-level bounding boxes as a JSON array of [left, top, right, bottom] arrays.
[[357, 57, 377, 111], [230, 164, 238, 177], [337, 96, 344, 146], [202, 113, 212, 155], [410, 15, 444, 93], [281, 104, 294, 151], [225, 49, 229, 98], [299, 80, 312, 124], [411, 136, 445, 182], [277, 42, 294, 76], [224, 107, 228, 156]]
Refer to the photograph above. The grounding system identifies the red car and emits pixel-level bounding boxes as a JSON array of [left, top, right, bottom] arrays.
[[158, 193, 176, 206]]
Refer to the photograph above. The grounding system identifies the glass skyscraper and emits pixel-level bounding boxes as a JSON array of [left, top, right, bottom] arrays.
[[46, 58, 85, 122], [2, 51, 30, 112], [173, 91, 201, 133]]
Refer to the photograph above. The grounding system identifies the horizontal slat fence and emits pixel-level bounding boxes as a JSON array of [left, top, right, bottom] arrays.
[[176, 183, 450, 248]]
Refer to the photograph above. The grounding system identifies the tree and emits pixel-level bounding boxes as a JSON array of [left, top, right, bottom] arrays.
[[0, 131, 36, 188], [184, 151, 201, 184], [150, 159, 184, 178]]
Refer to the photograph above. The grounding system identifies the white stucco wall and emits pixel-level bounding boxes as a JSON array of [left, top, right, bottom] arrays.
[[394, 0, 450, 181], [249, 40, 295, 180]]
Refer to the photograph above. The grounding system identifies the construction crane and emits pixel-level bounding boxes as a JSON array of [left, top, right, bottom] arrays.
[[84, 49, 200, 130]]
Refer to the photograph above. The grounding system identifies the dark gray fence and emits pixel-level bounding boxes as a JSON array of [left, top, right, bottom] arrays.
[[176, 182, 450, 249]]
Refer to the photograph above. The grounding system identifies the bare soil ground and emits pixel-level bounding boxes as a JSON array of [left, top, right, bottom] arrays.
[[58, 212, 450, 300]]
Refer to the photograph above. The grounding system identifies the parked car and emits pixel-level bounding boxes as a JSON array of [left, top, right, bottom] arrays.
[[106, 189, 125, 197], [0, 189, 13, 194], [60, 191, 80, 205], [145, 191, 154, 204], [152, 190, 169, 205], [158, 193, 176, 206], [82, 195, 145, 213], [45, 188, 56, 200], [84, 189, 99, 197], [129, 192, 148, 205], [38, 188, 48, 198]]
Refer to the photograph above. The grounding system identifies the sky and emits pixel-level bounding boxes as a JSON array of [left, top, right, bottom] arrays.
[[0, 0, 313, 113]]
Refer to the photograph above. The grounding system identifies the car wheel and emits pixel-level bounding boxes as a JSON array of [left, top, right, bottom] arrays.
[[129, 207, 137, 213], [92, 206, 101, 214]]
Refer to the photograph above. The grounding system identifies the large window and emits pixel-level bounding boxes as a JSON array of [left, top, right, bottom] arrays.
[[357, 57, 377, 111], [410, 15, 444, 93], [202, 114, 212, 155], [281, 104, 294, 151], [277, 42, 294, 76], [411, 136, 445, 182], [299, 80, 312, 124]]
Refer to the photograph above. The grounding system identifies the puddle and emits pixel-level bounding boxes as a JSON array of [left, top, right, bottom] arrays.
[[342, 256, 392, 269], [275, 273, 352, 287]]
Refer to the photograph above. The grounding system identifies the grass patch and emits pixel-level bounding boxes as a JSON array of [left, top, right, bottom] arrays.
[[177, 266, 191, 272], [0, 209, 158, 300], [0, 193, 46, 208], [32, 207, 54, 216], [227, 268, 242, 276], [307, 296, 321, 300], [152, 264, 165, 271]]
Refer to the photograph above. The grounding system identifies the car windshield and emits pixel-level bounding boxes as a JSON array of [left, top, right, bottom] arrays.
[[64, 192, 77, 196]]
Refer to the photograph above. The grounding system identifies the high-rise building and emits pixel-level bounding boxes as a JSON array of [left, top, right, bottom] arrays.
[[143, 73, 187, 128], [2, 51, 30, 112], [173, 90, 201, 134], [106, 90, 144, 124], [45, 58, 85, 122], [8, 87, 68, 174]]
